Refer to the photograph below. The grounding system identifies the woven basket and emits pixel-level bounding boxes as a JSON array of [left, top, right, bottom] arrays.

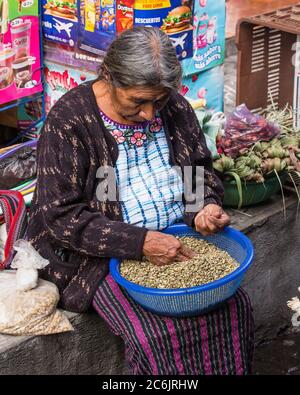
[[110, 224, 254, 317]]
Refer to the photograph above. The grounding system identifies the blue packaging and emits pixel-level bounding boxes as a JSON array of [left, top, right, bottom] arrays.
[[134, 0, 194, 61], [42, 0, 78, 47], [181, 65, 224, 112], [181, 0, 225, 76], [100, 0, 116, 33], [77, 0, 116, 55]]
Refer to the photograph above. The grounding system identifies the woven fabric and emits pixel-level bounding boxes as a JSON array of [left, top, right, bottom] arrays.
[[93, 274, 255, 375], [0, 190, 28, 270]]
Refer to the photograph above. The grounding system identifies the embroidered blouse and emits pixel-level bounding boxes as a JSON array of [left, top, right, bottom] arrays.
[[100, 110, 184, 230]]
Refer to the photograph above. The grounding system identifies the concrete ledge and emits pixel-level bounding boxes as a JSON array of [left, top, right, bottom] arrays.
[[0, 311, 127, 375]]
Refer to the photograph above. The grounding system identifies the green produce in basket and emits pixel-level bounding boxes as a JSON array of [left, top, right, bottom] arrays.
[[213, 156, 234, 173], [280, 135, 299, 148], [213, 101, 300, 209], [213, 101, 300, 211], [253, 141, 270, 153]]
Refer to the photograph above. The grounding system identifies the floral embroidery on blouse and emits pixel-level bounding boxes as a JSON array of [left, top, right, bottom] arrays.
[[100, 110, 163, 147]]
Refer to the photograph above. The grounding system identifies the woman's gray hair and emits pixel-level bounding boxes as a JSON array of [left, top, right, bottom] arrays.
[[100, 26, 182, 91]]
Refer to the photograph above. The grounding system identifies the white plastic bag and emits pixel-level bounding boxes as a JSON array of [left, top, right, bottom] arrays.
[[287, 287, 300, 327], [10, 239, 50, 291], [186, 100, 225, 160], [0, 240, 74, 336]]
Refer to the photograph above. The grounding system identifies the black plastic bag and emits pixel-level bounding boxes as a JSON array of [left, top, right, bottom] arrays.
[[0, 146, 36, 189]]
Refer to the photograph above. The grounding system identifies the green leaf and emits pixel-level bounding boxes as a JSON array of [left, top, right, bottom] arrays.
[[225, 171, 243, 209], [274, 169, 286, 220], [288, 171, 300, 218], [202, 112, 213, 126]]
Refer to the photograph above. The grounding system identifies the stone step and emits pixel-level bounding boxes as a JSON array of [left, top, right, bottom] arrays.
[[0, 311, 127, 375]]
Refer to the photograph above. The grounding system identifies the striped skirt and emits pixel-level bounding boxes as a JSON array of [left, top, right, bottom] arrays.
[[93, 273, 255, 375]]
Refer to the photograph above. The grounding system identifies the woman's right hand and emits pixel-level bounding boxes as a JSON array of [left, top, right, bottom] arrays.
[[142, 231, 196, 266]]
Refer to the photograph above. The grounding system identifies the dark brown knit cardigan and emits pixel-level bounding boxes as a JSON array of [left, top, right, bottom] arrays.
[[27, 80, 224, 313]]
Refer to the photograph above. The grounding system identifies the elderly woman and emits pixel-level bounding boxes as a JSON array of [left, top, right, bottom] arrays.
[[27, 27, 254, 375]]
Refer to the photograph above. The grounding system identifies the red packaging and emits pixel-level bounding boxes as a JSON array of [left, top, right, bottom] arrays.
[[116, 0, 134, 33]]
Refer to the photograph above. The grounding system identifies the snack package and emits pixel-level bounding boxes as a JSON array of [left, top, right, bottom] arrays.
[[77, 0, 133, 55], [116, 0, 133, 32], [133, 0, 194, 61], [42, 0, 78, 47]]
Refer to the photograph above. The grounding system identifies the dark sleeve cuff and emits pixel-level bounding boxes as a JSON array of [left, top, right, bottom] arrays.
[[134, 227, 149, 260]]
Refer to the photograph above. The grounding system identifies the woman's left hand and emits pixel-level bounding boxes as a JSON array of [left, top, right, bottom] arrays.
[[194, 204, 230, 236]]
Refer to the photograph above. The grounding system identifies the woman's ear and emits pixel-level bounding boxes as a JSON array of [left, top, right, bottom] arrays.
[[102, 66, 111, 83]]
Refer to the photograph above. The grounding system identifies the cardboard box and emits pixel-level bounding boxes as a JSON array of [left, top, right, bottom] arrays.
[[0, 0, 42, 105], [181, 0, 225, 76]]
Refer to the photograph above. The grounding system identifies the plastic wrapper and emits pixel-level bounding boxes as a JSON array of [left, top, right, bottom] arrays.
[[220, 104, 281, 158], [0, 240, 73, 336], [193, 108, 225, 160], [10, 239, 49, 291], [0, 146, 37, 189], [287, 287, 300, 327]]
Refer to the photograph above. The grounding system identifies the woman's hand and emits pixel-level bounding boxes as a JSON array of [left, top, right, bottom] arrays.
[[194, 204, 230, 236], [142, 231, 196, 266]]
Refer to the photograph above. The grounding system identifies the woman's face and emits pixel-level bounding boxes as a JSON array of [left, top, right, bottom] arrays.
[[110, 85, 171, 123]]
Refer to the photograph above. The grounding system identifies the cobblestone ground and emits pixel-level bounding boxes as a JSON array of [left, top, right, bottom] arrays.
[[253, 328, 300, 375], [224, 41, 300, 375]]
